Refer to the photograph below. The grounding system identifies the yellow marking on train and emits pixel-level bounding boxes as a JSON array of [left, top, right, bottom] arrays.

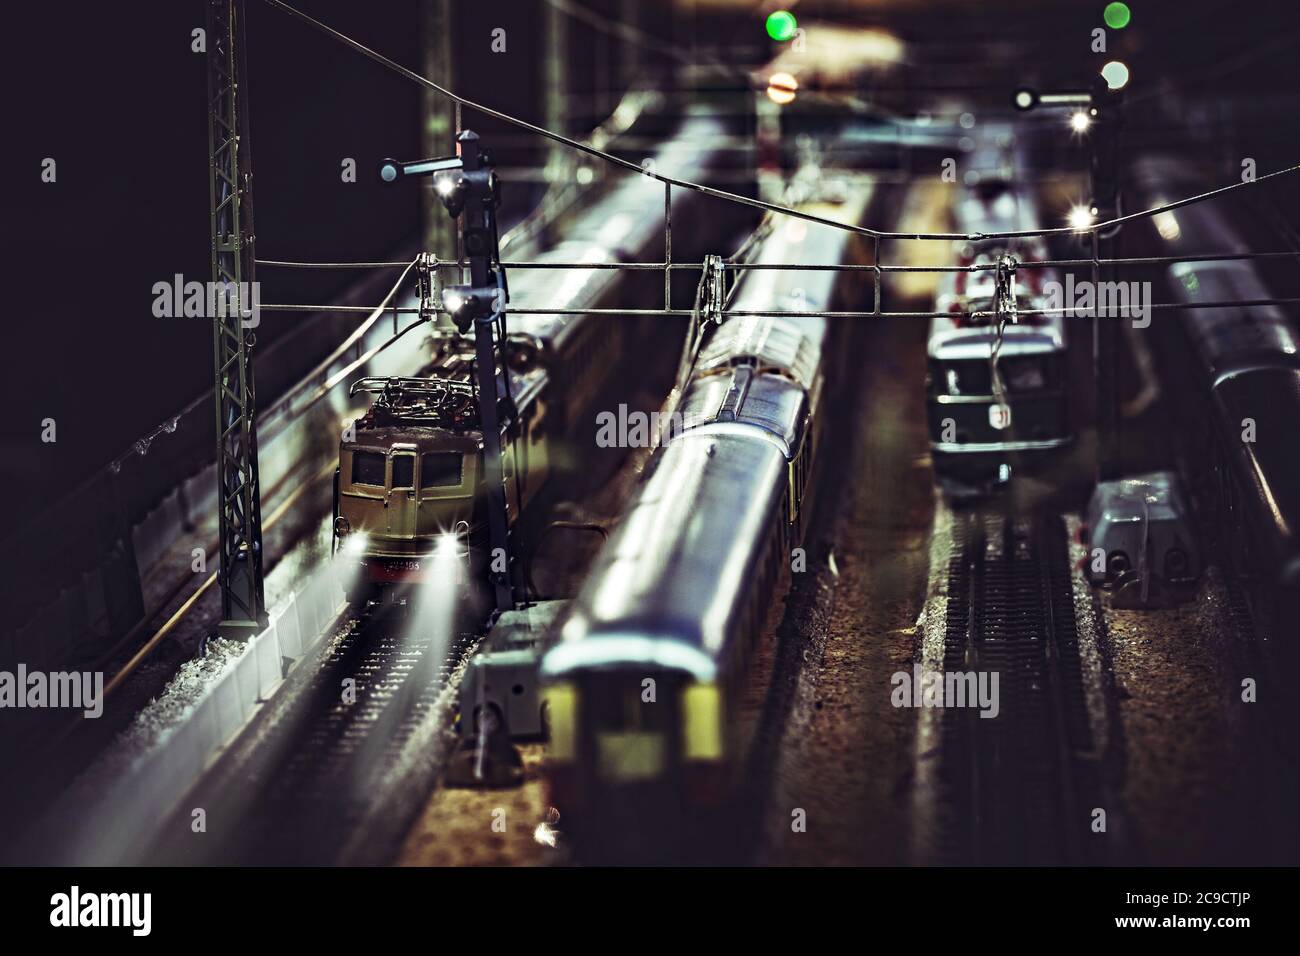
[[682, 683, 723, 760], [542, 684, 576, 761]]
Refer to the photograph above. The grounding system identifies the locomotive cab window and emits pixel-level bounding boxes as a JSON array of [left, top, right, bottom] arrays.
[[392, 454, 415, 490], [421, 452, 463, 488], [935, 359, 993, 396], [998, 354, 1058, 393], [351, 451, 386, 487]]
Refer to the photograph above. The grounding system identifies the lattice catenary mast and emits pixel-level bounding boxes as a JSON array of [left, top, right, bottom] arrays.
[[207, 0, 267, 636]]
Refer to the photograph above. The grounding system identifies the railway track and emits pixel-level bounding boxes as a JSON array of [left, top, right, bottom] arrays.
[[149, 599, 476, 866], [252, 613, 473, 864], [936, 509, 1103, 865]]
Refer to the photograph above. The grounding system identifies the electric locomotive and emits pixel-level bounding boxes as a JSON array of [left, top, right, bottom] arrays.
[[925, 128, 1071, 497], [332, 113, 758, 606]]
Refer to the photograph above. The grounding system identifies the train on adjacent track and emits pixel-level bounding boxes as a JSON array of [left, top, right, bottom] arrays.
[[538, 176, 878, 861], [925, 127, 1072, 498], [1131, 158, 1300, 638], [330, 112, 756, 607]]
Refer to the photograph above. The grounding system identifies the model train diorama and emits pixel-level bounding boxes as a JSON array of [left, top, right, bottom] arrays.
[[329, 149, 879, 850], [320, 115, 1299, 858]]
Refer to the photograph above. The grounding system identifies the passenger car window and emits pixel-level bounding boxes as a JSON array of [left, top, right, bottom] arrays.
[[351, 451, 386, 486], [421, 453, 463, 488], [392, 455, 415, 489]]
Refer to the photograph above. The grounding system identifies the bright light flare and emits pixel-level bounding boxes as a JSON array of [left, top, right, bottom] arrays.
[[1101, 60, 1130, 90], [766, 71, 798, 105], [1153, 208, 1182, 242], [403, 536, 464, 656], [343, 532, 370, 557], [1070, 110, 1092, 133], [1068, 205, 1096, 231], [533, 822, 559, 848], [436, 531, 467, 561]]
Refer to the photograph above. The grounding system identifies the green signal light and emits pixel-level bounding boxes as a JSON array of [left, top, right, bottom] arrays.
[[1103, 2, 1132, 29], [765, 10, 798, 42]]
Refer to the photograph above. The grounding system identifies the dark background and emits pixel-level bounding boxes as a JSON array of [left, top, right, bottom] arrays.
[[3, 0, 1300, 536], [0, 1, 423, 529]]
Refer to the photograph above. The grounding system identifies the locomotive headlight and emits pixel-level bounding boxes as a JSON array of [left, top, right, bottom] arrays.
[[436, 531, 468, 562], [344, 532, 370, 557]]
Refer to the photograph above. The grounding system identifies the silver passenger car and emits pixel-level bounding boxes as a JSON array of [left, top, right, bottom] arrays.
[[538, 180, 876, 854]]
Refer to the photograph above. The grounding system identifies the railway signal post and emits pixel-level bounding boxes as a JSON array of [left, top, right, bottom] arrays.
[[379, 132, 518, 614], [1014, 81, 1125, 482], [1091, 84, 1124, 483]]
